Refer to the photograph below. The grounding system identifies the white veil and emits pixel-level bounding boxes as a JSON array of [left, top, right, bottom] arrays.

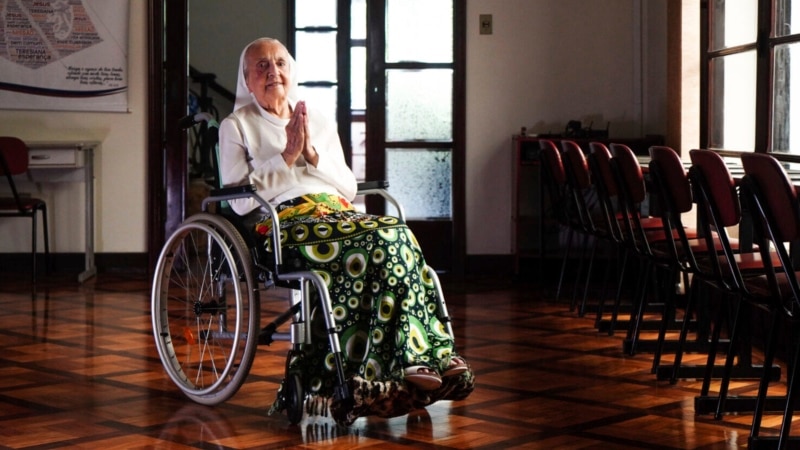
[[234, 37, 300, 111]]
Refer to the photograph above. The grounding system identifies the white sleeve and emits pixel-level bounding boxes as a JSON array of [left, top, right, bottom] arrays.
[[218, 115, 293, 216]]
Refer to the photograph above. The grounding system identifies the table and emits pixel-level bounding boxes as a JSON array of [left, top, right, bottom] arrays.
[[26, 141, 100, 282]]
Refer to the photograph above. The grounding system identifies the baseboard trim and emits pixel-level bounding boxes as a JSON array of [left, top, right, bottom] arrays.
[[0, 252, 548, 279], [0, 252, 148, 274]]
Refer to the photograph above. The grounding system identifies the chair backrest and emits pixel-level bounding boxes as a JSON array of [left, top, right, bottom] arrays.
[[647, 145, 698, 269], [561, 140, 591, 190], [539, 139, 566, 186], [588, 141, 618, 196], [0, 137, 28, 211], [538, 139, 569, 223], [561, 140, 595, 231], [0, 136, 29, 176], [740, 152, 800, 314], [587, 141, 623, 242], [688, 149, 746, 291], [741, 152, 800, 244], [609, 143, 655, 254], [688, 149, 740, 228], [649, 146, 692, 214], [610, 143, 647, 204]]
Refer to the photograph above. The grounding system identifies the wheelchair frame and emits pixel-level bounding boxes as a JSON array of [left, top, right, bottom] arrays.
[[151, 115, 454, 424]]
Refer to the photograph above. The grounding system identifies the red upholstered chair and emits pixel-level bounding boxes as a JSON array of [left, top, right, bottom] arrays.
[[645, 145, 707, 373], [560, 140, 614, 316], [587, 142, 663, 333], [0, 137, 50, 283], [687, 149, 781, 418], [610, 143, 703, 357], [538, 139, 577, 302], [739, 152, 800, 447]]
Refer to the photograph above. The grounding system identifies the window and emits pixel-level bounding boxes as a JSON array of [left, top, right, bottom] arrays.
[[704, 0, 800, 156]]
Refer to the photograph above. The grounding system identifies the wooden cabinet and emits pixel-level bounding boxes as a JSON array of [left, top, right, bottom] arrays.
[[511, 134, 664, 275], [511, 135, 545, 275]]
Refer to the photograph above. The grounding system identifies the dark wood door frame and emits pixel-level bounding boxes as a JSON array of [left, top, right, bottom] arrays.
[[146, 1, 465, 276], [146, 0, 188, 273]]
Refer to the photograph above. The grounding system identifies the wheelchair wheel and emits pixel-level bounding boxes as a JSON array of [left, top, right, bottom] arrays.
[[285, 373, 304, 425], [152, 212, 260, 405]]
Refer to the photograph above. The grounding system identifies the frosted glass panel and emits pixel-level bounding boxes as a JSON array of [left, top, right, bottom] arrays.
[[297, 86, 337, 123], [295, 32, 337, 82], [386, 148, 451, 219], [295, 0, 336, 27], [386, 69, 452, 141], [386, 0, 452, 63], [709, 51, 756, 150], [351, 0, 366, 39], [351, 47, 366, 110]]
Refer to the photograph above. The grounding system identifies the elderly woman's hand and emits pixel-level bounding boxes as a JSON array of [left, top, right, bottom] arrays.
[[283, 101, 318, 167]]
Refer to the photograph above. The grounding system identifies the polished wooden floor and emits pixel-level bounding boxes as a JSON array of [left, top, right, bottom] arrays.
[[0, 267, 796, 449]]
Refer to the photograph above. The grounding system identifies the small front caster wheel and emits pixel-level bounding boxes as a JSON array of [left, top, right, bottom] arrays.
[[285, 374, 304, 425]]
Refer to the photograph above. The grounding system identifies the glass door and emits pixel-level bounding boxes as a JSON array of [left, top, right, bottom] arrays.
[[291, 0, 464, 272], [366, 0, 463, 271]]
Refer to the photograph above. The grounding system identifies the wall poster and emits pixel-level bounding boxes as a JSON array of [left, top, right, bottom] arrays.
[[0, 0, 129, 112]]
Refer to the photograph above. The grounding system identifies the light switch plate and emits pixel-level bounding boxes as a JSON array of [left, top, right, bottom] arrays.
[[480, 14, 492, 35]]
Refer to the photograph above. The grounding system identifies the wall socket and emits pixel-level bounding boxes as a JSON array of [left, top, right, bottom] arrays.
[[479, 14, 492, 35]]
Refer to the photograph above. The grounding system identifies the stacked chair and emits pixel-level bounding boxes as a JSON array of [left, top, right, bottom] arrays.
[[684, 150, 781, 420], [608, 143, 701, 357], [586, 142, 664, 334], [560, 140, 616, 316], [739, 152, 800, 448], [645, 145, 714, 376], [538, 139, 591, 305], [541, 141, 800, 445]]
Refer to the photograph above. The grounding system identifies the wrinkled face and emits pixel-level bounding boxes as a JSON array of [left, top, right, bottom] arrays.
[[244, 40, 292, 109]]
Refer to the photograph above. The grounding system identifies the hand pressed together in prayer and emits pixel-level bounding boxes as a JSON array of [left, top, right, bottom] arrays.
[[282, 100, 318, 167]]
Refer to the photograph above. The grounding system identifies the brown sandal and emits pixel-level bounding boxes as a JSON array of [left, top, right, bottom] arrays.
[[443, 356, 468, 377], [404, 365, 442, 390]]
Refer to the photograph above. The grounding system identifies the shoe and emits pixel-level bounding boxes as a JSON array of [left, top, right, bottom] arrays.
[[443, 356, 468, 378], [404, 365, 442, 390]]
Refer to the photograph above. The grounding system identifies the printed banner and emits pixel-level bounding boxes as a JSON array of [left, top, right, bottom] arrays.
[[0, 0, 129, 112]]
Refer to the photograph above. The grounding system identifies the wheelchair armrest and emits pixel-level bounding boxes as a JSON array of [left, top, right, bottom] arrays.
[[357, 180, 389, 192], [356, 180, 405, 222], [209, 184, 257, 198], [203, 184, 259, 211]]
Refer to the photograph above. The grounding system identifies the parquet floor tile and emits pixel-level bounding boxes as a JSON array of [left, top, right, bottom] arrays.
[[2, 271, 800, 448]]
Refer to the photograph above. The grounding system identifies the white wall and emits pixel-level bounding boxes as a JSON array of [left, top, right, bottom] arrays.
[[189, 0, 286, 93], [465, 0, 667, 255], [0, 1, 147, 254], [0, 0, 669, 264]]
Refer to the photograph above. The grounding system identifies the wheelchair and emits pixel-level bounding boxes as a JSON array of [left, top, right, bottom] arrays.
[[151, 114, 470, 425]]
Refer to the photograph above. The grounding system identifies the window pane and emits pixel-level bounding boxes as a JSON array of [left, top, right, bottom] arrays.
[[386, 0, 452, 63], [386, 69, 452, 141], [351, 121, 366, 181], [772, 42, 800, 153], [295, 32, 337, 82], [775, 0, 800, 36], [297, 85, 337, 124], [709, 51, 757, 150], [351, 47, 366, 110], [710, 0, 757, 50], [295, 0, 336, 28], [351, 0, 366, 40], [386, 148, 452, 219]]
